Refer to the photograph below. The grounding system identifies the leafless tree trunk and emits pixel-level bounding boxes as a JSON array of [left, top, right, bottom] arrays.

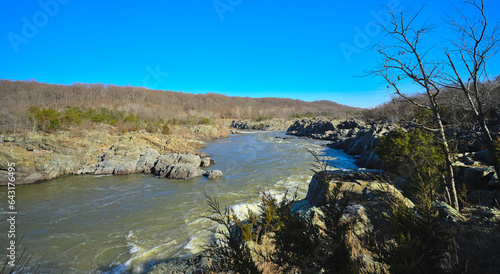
[[371, 6, 460, 211], [444, 0, 500, 178]]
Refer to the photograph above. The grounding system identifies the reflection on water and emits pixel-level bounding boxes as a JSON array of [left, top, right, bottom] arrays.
[[0, 131, 357, 273]]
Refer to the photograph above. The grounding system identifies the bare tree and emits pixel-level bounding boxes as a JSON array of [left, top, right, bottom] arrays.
[[444, 0, 500, 178], [371, 6, 460, 210]]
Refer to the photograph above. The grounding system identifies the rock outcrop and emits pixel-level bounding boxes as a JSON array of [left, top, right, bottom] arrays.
[[204, 169, 223, 179], [290, 169, 488, 273], [287, 119, 395, 169], [152, 153, 222, 180], [0, 129, 223, 185], [147, 252, 209, 274], [286, 118, 341, 139], [288, 118, 500, 208], [289, 170, 414, 272], [231, 118, 296, 131], [301, 170, 413, 209]]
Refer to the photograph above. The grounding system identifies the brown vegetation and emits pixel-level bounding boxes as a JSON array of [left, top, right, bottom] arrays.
[[0, 79, 360, 135], [363, 81, 500, 128]]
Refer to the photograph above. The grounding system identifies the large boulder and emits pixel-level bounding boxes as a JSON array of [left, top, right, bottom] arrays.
[[92, 144, 142, 175], [455, 166, 496, 189], [467, 189, 500, 207], [231, 120, 251, 130], [461, 206, 500, 225], [432, 201, 467, 223], [147, 252, 209, 274], [154, 153, 202, 168], [304, 170, 413, 208], [292, 169, 412, 273], [473, 149, 493, 165], [287, 118, 339, 138], [204, 170, 223, 179], [232, 118, 296, 131], [329, 123, 395, 169], [151, 153, 220, 180], [201, 157, 212, 167], [157, 164, 204, 180], [135, 149, 160, 174]]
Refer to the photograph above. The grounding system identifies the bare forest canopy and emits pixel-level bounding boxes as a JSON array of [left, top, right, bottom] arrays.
[[362, 76, 500, 126], [0, 79, 361, 133]]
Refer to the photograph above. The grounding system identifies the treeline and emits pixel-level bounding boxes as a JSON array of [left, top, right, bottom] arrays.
[[0, 79, 360, 134], [362, 76, 500, 127]]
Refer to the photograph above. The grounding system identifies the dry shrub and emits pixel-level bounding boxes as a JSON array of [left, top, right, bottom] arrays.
[[445, 226, 500, 273]]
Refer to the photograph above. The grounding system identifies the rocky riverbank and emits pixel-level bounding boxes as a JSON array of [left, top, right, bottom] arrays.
[[146, 168, 500, 273], [144, 118, 500, 273], [287, 118, 396, 169], [230, 118, 297, 131], [0, 124, 228, 185], [287, 118, 500, 206]]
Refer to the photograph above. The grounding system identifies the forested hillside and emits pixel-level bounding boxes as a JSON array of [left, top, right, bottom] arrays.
[[0, 79, 360, 134]]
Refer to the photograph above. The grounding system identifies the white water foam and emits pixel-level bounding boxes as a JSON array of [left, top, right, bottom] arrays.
[[184, 236, 207, 254], [223, 174, 313, 230], [110, 231, 179, 273], [231, 202, 261, 220]]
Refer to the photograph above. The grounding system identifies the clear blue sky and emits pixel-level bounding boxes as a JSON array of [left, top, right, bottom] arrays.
[[1, 0, 499, 108]]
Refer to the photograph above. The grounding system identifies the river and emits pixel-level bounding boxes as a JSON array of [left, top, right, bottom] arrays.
[[0, 131, 357, 273]]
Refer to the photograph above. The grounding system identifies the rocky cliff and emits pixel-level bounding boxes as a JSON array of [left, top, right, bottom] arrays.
[[287, 119, 396, 169]]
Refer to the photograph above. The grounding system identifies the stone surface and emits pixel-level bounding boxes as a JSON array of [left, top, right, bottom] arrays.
[[0, 128, 223, 185], [433, 201, 467, 223], [286, 119, 395, 169], [157, 164, 204, 180], [329, 123, 394, 169], [147, 252, 209, 274], [473, 149, 493, 165], [487, 174, 500, 189], [303, 170, 414, 207], [292, 169, 408, 273], [135, 149, 160, 174], [152, 153, 210, 180], [204, 170, 223, 179], [231, 118, 296, 131], [455, 166, 495, 189], [461, 206, 500, 226], [201, 157, 211, 167], [286, 118, 340, 138], [484, 207, 500, 225], [4, 136, 15, 142], [467, 189, 500, 206]]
